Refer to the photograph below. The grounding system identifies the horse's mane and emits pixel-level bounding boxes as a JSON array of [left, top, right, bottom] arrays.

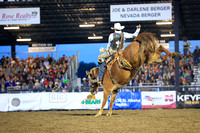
[[134, 32, 158, 53]]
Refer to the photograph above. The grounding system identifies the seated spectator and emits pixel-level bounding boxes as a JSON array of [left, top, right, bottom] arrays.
[[21, 82, 29, 90], [44, 84, 50, 92], [9, 83, 15, 90], [185, 71, 192, 84], [15, 82, 21, 90], [157, 78, 163, 86], [42, 77, 49, 87], [81, 77, 89, 92], [5, 79, 14, 89], [48, 81, 54, 90], [61, 79, 68, 92], [34, 79, 42, 89], [53, 84, 59, 92], [0, 83, 6, 93]]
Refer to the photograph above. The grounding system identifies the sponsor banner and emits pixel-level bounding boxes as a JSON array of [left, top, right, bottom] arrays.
[[142, 91, 176, 109], [110, 3, 172, 22], [40, 93, 70, 110], [29, 43, 56, 53], [0, 94, 9, 112], [0, 8, 40, 25], [108, 92, 142, 110], [40, 92, 107, 110], [28, 47, 56, 53], [8, 93, 42, 111], [176, 91, 200, 108]]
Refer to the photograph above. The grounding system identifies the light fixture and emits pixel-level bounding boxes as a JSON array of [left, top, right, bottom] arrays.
[[79, 24, 95, 27], [160, 34, 175, 37], [88, 33, 103, 39], [16, 38, 32, 42], [4, 26, 20, 30], [156, 22, 172, 25], [88, 36, 103, 39]]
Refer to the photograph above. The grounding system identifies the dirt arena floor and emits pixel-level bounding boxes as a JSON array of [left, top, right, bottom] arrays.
[[0, 109, 200, 133]]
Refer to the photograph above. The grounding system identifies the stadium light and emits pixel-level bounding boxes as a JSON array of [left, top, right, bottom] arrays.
[[4, 26, 20, 30], [156, 22, 172, 25], [16, 38, 32, 42], [160, 34, 175, 37], [88, 36, 103, 39], [79, 24, 95, 27]]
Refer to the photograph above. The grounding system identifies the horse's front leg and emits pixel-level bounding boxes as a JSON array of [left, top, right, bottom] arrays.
[[95, 89, 111, 117], [159, 45, 179, 58], [107, 89, 119, 116]]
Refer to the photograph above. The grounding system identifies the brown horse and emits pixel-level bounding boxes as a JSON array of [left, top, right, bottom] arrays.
[[87, 32, 179, 117]]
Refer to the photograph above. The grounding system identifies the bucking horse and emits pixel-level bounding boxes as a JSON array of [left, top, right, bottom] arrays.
[[86, 32, 179, 117]]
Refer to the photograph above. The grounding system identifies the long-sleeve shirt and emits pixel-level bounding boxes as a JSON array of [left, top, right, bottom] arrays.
[[107, 28, 141, 49]]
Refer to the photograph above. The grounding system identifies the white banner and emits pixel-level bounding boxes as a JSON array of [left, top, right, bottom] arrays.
[[8, 93, 42, 111], [0, 94, 9, 112], [0, 7, 40, 25], [110, 3, 172, 22], [40, 92, 107, 110], [28, 47, 56, 53], [0, 92, 107, 112], [142, 91, 176, 109]]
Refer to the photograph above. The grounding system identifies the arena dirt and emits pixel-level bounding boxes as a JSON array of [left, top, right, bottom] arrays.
[[0, 109, 200, 133]]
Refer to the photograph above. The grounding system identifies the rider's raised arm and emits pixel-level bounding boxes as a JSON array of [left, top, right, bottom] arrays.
[[124, 28, 140, 39]]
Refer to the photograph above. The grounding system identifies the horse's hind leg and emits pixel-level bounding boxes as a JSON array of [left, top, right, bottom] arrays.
[[95, 89, 111, 117], [107, 89, 119, 116]]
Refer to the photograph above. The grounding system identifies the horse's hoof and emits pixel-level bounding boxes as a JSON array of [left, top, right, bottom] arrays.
[[106, 113, 112, 116], [170, 52, 180, 58], [95, 114, 102, 117]]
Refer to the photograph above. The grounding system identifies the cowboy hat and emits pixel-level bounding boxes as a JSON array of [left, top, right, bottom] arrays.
[[82, 77, 86, 80], [111, 23, 125, 30]]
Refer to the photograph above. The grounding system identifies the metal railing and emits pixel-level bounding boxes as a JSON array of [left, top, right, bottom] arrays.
[[2, 85, 200, 94]]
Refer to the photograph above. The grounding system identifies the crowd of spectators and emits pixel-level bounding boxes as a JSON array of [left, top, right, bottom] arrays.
[[0, 46, 199, 93], [129, 47, 199, 88], [0, 54, 75, 93]]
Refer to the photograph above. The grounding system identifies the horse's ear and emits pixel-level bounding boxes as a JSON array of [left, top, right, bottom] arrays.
[[86, 71, 90, 75]]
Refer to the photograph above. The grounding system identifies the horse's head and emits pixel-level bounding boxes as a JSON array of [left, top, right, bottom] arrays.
[[86, 67, 99, 95], [86, 67, 99, 81]]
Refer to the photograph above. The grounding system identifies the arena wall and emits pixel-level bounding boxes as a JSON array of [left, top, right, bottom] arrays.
[[0, 91, 200, 112]]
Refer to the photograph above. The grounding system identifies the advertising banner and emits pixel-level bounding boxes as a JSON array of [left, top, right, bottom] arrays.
[[40, 92, 108, 110], [0, 8, 40, 25], [110, 3, 172, 22], [108, 92, 142, 110], [176, 91, 200, 108], [142, 91, 176, 109], [8, 93, 42, 111], [28, 43, 56, 53], [0, 94, 9, 112]]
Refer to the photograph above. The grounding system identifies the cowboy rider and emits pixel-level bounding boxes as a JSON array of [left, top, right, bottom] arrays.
[[97, 23, 141, 84]]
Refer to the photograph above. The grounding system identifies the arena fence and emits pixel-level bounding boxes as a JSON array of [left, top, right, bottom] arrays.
[[3, 85, 200, 93], [1, 89, 200, 112]]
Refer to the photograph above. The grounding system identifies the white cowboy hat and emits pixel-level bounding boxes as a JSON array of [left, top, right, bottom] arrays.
[[111, 23, 125, 30], [82, 77, 86, 80]]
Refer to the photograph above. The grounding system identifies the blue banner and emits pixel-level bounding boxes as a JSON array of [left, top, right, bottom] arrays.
[[108, 91, 141, 110]]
